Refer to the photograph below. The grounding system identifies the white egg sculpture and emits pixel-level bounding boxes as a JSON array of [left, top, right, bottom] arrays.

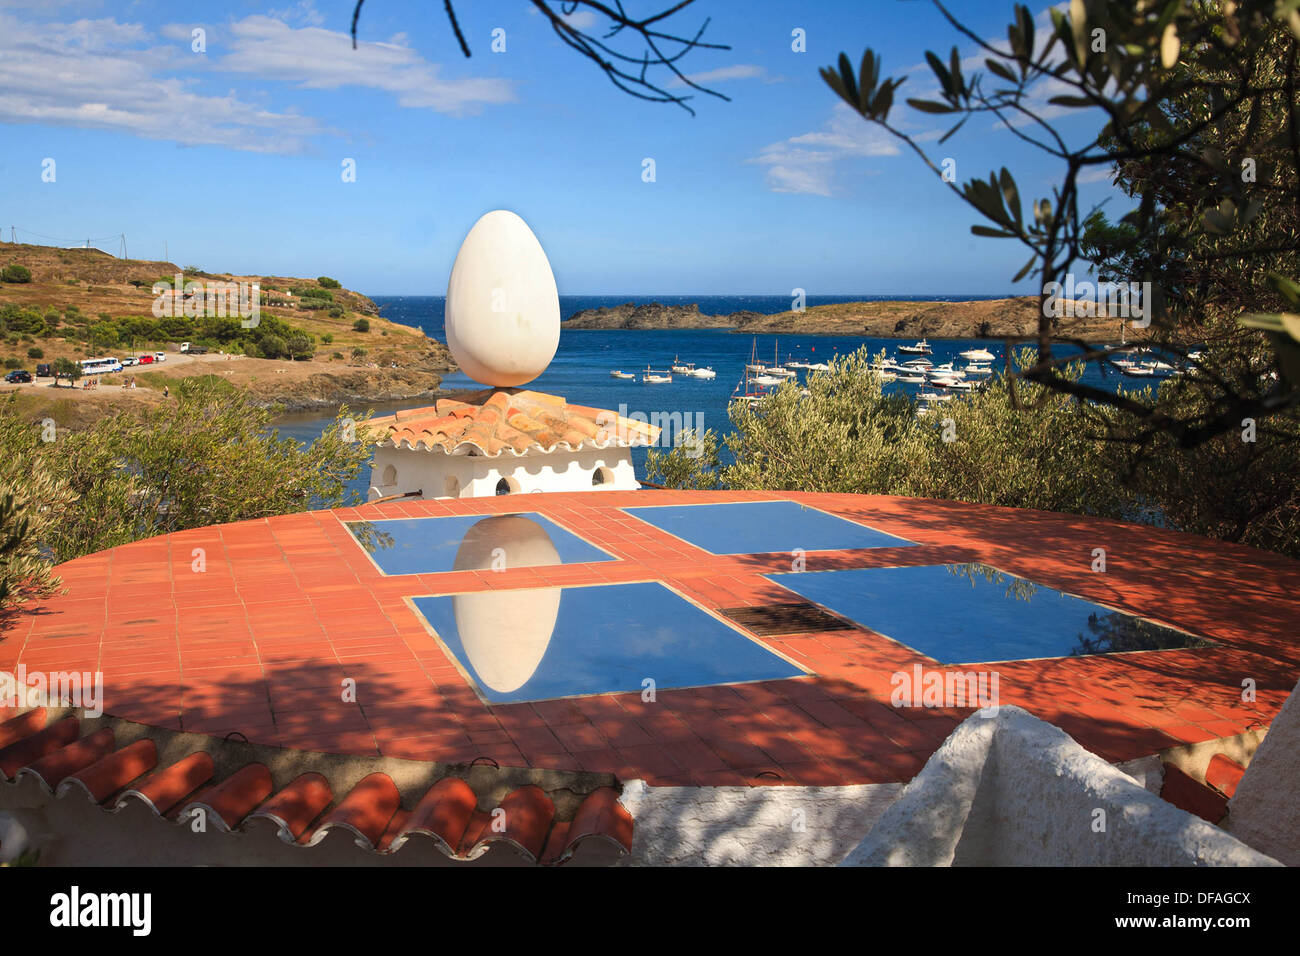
[[452, 516, 561, 694], [445, 210, 560, 387]]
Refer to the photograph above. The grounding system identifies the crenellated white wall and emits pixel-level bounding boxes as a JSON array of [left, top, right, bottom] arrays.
[[840, 706, 1280, 867], [367, 444, 638, 501]]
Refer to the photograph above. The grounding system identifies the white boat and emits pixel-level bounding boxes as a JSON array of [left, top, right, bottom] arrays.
[[918, 390, 953, 402], [898, 339, 932, 355], [877, 371, 897, 382], [643, 366, 672, 383], [753, 374, 784, 387], [1187, 350, 1203, 361], [930, 362, 966, 377], [763, 366, 797, 378], [807, 362, 830, 372], [896, 373, 927, 385], [690, 366, 716, 379], [670, 356, 694, 374], [938, 378, 974, 391], [959, 347, 995, 362], [1143, 360, 1176, 372], [1121, 365, 1154, 378], [964, 364, 993, 375], [900, 359, 933, 370], [610, 370, 635, 379]]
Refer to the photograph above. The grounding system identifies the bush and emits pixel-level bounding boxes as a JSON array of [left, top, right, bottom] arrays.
[[352, 318, 370, 333], [328, 307, 343, 318], [331, 351, 344, 360], [285, 331, 314, 361], [351, 347, 368, 360], [259, 334, 287, 360], [26, 347, 43, 359], [320, 333, 333, 344], [318, 276, 341, 289], [2, 264, 32, 284], [3, 358, 21, 370]]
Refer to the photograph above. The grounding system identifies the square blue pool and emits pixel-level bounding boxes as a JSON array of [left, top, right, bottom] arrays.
[[623, 500, 917, 555], [346, 512, 612, 576], [767, 562, 1209, 664], [412, 581, 805, 704]]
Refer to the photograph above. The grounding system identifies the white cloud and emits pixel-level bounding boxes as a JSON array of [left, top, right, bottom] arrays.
[[0, 13, 324, 153], [750, 102, 900, 196], [0, 8, 514, 153], [668, 63, 767, 89], [217, 16, 513, 115]]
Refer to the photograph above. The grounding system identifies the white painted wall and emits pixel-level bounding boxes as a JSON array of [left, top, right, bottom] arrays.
[[1227, 676, 1300, 865], [616, 779, 903, 867], [367, 444, 637, 501], [840, 706, 1280, 867]]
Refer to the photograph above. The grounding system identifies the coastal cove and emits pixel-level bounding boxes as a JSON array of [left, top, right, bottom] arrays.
[[276, 294, 1145, 499]]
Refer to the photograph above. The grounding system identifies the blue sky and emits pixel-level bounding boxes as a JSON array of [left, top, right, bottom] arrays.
[[0, 0, 1124, 296]]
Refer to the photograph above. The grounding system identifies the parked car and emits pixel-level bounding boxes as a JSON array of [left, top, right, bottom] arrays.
[[4, 370, 32, 384], [35, 363, 51, 378], [153, 352, 166, 363], [122, 357, 138, 367], [138, 354, 154, 364]]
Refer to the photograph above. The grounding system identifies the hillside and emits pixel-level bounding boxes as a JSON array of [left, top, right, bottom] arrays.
[[566, 296, 1127, 341], [0, 243, 454, 423]]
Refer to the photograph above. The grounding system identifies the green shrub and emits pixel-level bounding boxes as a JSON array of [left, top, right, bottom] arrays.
[[3, 358, 21, 370], [318, 276, 341, 289], [2, 264, 32, 284], [26, 347, 43, 359], [260, 334, 287, 359], [320, 333, 333, 344], [352, 318, 370, 333], [331, 351, 344, 360]]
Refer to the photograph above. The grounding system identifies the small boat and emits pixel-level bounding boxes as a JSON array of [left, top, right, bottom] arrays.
[[918, 390, 953, 402], [690, 366, 716, 379], [670, 356, 694, 374], [930, 362, 965, 377], [959, 347, 995, 362], [1143, 359, 1176, 372], [1121, 365, 1155, 377], [753, 374, 784, 387], [807, 362, 830, 372], [896, 373, 927, 385], [763, 366, 797, 378], [937, 378, 974, 391], [610, 370, 635, 379], [643, 366, 672, 383], [900, 358, 933, 370], [898, 339, 933, 355], [964, 364, 993, 375]]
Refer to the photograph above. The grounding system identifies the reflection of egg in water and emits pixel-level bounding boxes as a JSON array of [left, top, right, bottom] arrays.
[[445, 210, 560, 387], [452, 516, 561, 694]]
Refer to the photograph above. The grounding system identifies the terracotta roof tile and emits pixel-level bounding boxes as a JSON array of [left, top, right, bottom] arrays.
[[366, 388, 660, 458], [0, 711, 632, 865]]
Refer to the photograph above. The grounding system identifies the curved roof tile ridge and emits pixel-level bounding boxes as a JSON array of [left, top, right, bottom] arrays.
[[0, 709, 632, 866], [365, 388, 661, 458]]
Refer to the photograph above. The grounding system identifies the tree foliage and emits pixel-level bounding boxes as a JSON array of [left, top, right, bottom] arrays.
[[647, 348, 1299, 558], [0, 380, 373, 583], [823, 0, 1300, 448]]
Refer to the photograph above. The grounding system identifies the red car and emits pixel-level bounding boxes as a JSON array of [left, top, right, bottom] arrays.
[[138, 354, 154, 364]]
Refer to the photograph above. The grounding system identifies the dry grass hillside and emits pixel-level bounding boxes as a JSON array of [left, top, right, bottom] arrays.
[[0, 242, 454, 424]]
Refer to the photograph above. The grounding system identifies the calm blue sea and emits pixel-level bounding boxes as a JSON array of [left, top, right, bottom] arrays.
[[274, 294, 1136, 499]]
